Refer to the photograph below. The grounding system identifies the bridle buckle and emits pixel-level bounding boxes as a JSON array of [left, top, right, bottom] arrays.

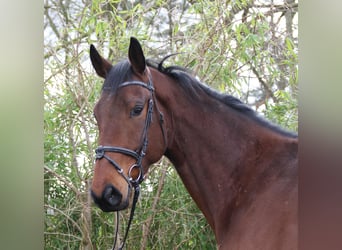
[[95, 146, 105, 159], [128, 164, 144, 184]]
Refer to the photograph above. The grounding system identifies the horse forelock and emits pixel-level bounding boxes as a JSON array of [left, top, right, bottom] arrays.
[[102, 60, 132, 92]]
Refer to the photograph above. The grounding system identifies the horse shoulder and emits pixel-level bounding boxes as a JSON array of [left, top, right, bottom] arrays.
[[219, 160, 298, 250]]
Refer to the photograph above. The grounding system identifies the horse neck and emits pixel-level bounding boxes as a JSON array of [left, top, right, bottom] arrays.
[[155, 73, 297, 231]]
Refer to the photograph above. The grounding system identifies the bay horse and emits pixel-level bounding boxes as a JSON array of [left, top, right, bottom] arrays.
[[90, 37, 298, 249]]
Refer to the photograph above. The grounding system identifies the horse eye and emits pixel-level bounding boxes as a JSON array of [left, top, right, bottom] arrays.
[[130, 105, 143, 117]]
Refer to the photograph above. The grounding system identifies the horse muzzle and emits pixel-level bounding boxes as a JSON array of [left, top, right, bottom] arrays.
[[91, 184, 130, 212]]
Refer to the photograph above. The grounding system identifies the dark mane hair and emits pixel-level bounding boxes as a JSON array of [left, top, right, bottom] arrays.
[[147, 57, 298, 139], [102, 60, 133, 92], [102, 57, 297, 138]]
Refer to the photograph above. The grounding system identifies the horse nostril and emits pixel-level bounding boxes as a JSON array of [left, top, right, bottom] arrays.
[[103, 185, 122, 207], [91, 185, 125, 212]]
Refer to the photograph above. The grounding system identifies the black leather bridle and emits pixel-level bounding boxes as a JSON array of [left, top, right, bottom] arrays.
[[94, 73, 167, 250]]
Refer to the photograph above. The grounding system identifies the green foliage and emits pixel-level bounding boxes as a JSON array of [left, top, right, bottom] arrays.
[[44, 0, 297, 248], [264, 90, 298, 132]]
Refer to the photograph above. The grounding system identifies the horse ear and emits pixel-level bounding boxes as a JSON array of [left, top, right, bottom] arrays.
[[128, 37, 146, 75], [90, 44, 112, 79]]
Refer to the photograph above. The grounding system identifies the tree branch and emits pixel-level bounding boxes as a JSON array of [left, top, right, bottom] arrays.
[[44, 165, 80, 196], [250, 64, 278, 103], [140, 163, 168, 250]]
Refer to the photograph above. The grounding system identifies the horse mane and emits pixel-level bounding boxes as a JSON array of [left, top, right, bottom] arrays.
[[147, 57, 298, 139], [102, 57, 297, 138]]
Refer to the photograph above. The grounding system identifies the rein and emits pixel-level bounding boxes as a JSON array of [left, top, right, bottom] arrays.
[[94, 74, 167, 249]]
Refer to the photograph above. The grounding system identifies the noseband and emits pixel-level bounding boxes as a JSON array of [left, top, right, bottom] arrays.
[[94, 74, 166, 250]]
